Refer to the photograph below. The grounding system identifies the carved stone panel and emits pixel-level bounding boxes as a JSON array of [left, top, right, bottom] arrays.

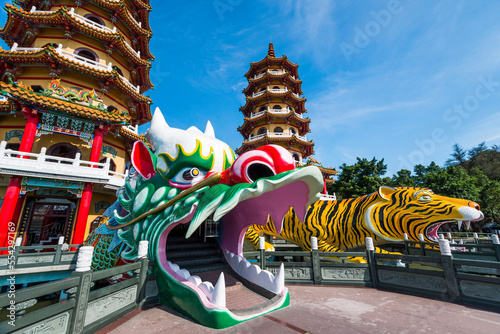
[[84, 285, 137, 326], [378, 270, 447, 292], [61, 254, 78, 262], [460, 280, 500, 302], [269, 266, 312, 280], [17, 255, 54, 265], [13, 311, 70, 334], [321, 268, 369, 281]]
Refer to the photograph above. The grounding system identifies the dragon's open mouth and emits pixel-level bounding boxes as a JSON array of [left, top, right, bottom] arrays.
[[153, 166, 322, 317]]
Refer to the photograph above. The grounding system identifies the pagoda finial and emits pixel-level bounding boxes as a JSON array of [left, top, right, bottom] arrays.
[[268, 42, 275, 58]]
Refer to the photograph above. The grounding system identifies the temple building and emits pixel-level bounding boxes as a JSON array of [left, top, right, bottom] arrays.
[[0, 0, 153, 248], [236, 43, 337, 191]]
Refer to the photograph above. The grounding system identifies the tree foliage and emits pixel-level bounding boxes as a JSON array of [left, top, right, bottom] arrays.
[[328, 143, 500, 228]]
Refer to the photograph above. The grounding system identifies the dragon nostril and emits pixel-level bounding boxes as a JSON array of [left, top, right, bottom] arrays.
[[246, 162, 275, 182]]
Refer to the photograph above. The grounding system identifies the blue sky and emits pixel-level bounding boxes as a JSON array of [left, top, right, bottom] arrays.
[[4, 1, 500, 176]]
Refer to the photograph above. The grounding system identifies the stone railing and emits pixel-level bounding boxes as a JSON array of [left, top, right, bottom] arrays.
[[68, 8, 116, 34], [10, 43, 42, 52], [55, 44, 112, 71], [246, 132, 307, 142], [0, 141, 128, 189], [118, 74, 140, 93]]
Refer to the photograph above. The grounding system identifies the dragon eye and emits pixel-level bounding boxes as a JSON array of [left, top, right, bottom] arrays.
[[171, 167, 206, 187], [419, 195, 433, 201]]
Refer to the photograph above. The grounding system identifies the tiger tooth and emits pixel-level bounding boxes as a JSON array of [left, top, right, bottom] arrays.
[[211, 272, 226, 307], [465, 221, 471, 230], [273, 263, 285, 293], [457, 221, 463, 231]]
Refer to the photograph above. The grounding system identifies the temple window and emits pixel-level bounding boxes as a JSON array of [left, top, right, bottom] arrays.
[[274, 127, 283, 133], [272, 86, 280, 90], [84, 14, 106, 27], [292, 153, 300, 162], [30, 85, 44, 93], [273, 105, 282, 110], [107, 105, 118, 112], [290, 128, 296, 135], [75, 48, 99, 62], [259, 106, 267, 112], [257, 127, 267, 135]]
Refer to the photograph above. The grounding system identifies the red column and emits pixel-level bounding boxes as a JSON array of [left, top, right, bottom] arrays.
[[0, 107, 40, 248], [72, 126, 105, 245]]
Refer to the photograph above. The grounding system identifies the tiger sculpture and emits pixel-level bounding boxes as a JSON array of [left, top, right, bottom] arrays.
[[245, 186, 484, 261]]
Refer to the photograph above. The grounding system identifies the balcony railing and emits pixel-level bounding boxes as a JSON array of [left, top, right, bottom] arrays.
[[55, 44, 112, 71], [0, 141, 128, 190], [253, 72, 265, 80], [127, 10, 142, 28], [251, 87, 289, 97], [68, 8, 116, 34], [118, 74, 140, 93], [10, 43, 42, 52], [123, 39, 141, 58], [30, 6, 54, 14], [319, 194, 337, 201], [246, 132, 307, 142], [122, 124, 139, 134], [249, 108, 303, 119], [268, 69, 285, 75]]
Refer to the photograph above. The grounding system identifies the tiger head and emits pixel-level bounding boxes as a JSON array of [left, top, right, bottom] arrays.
[[364, 186, 484, 243]]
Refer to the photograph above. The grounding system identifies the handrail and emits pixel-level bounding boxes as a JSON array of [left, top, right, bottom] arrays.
[[118, 74, 140, 93], [68, 8, 116, 34], [247, 132, 307, 142], [55, 44, 112, 71]]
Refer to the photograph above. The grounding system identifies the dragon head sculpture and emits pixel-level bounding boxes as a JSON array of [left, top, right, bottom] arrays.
[[94, 108, 324, 328]]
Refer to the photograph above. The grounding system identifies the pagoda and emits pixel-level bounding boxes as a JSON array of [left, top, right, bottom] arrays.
[[0, 0, 153, 248], [237, 43, 337, 191]]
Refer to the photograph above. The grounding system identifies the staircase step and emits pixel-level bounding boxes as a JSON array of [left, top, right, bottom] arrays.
[[166, 242, 218, 251], [185, 262, 228, 274], [167, 248, 220, 260], [174, 255, 225, 267]]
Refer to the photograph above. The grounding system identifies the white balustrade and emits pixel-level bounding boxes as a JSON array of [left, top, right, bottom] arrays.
[[10, 42, 42, 52], [122, 124, 139, 134], [320, 193, 337, 201], [293, 92, 301, 98], [252, 90, 265, 98], [253, 72, 265, 80], [123, 39, 140, 57], [267, 69, 285, 75], [268, 88, 288, 93], [55, 44, 112, 71], [118, 74, 140, 93], [246, 132, 307, 142], [30, 6, 54, 14], [0, 141, 127, 189], [68, 8, 116, 34], [127, 10, 142, 28]]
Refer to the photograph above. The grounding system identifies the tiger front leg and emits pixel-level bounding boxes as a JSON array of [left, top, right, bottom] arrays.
[[374, 247, 405, 267]]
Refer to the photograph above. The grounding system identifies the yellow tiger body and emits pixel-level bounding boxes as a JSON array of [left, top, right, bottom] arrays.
[[245, 187, 483, 258]]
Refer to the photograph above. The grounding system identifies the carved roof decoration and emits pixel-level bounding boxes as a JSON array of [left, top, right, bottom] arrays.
[[237, 112, 311, 137], [0, 46, 152, 105], [236, 135, 314, 157], [243, 71, 303, 96], [0, 4, 153, 68], [239, 91, 307, 114], [0, 80, 130, 123]]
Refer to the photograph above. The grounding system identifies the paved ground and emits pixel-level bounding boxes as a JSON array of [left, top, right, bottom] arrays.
[[99, 285, 500, 334]]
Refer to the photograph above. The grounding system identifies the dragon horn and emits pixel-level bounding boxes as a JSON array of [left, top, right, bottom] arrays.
[[204, 121, 215, 138]]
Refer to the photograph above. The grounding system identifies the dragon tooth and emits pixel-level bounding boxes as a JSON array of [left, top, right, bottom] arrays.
[[177, 269, 190, 280], [186, 194, 224, 238], [256, 270, 274, 290], [465, 221, 471, 230], [169, 262, 180, 272], [211, 272, 226, 307], [198, 281, 214, 298], [188, 275, 202, 286], [273, 263, 285, 294], [457, 221, 463, 231]]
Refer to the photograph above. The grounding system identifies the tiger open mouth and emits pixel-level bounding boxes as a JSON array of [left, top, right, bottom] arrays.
[[425, 214, 484, 242], [151, 166, 323, 319]]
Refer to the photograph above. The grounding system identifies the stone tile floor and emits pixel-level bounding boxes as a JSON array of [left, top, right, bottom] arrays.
[[99, 285, 500, 334]]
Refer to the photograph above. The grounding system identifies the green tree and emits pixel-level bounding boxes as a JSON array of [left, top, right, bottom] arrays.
[[329, 157, 387, 199], [445, 143, 467, 166], [391, 169, 415, 187]]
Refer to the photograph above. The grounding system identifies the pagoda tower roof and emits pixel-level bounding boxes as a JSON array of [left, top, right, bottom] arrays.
[[244, 43, 299, 78]]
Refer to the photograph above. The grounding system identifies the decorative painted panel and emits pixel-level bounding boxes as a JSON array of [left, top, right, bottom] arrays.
[[95, 201, 111, 213], [5, 129, 23, 141], [103, 145, 118, 158]]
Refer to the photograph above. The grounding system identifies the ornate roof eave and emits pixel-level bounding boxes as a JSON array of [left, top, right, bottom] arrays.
[[244, 56, 298, 78], [117, 125, 147, 143], [0, 81, 130, 124], [86, 0, 152, 37], [240, 135, 314, 147], [0, 47, 152, 103], [240, 112, 311, 126], [0, 5, 152, 66], [244, 91, 307, 105], [239, 99, 307, 114]]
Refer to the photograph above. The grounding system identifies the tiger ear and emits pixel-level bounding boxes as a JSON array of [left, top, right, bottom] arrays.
[[378, 186, 397, 200]]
